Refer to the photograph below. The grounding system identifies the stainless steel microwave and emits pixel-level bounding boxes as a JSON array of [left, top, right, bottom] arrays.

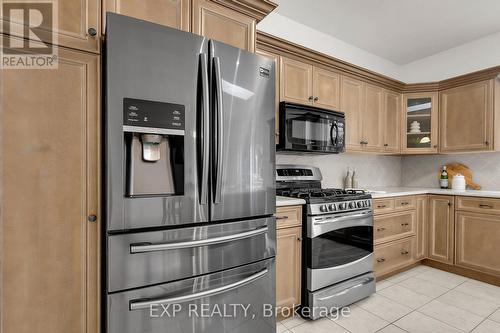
[[277, 102, 345, 154]]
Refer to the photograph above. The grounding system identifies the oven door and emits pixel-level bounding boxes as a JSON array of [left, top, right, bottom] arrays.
[[279, 103, 344, 153], [306, 210, 373, 291]]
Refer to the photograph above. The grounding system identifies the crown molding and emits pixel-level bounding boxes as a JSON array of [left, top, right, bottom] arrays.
[[209, 0, 278, 22]]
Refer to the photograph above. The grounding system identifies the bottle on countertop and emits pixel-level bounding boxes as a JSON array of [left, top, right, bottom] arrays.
[[344, 168, 353, 189], [440, 165, 449, 189], [352, 170, 359, 189]]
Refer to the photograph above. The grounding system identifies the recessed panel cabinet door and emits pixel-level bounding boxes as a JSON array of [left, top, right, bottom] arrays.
[[341, 76, 364, 152], [1, 0, 101, 53], [428, 195, 454, 264], [312, 67, 340, 110], [276, 227, 302, 311], [362, 84, 384, 152], [280, 57, 313, 105], [440, 80, 494, 153], [1, 40, 100, 333], [103, 0, 190, 32], [256, 48, 280, 143], [415, 195, 428, 260], [192, 0, 256, 51], [384, 90, 401, 153]]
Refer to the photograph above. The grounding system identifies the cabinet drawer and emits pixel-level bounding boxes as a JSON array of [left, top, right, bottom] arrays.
[[373, 198, 395, 215], [394, 196, 416, 211], [276, 205, 302, 229], [374, 237, 415, 277], [374, 211, 415, 244], [456, 196, 500, 215]]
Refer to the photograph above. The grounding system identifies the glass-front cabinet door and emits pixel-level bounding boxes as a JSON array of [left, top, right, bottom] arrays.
[[402, 92, 439, 154]]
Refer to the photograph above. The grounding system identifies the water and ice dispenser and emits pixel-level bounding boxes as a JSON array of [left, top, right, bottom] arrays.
[[123, 98, 185, 197]]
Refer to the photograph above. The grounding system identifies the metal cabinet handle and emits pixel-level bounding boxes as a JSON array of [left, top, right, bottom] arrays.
[[308, 96, 314, 101], [376, 227, 386, 232], [87, 215, 97, 222], [360, 140, 368, 145], [297, 237, 302, 242], [130, 227, 268, 253], [314, 97, 319, 101], [401, 202, 409, 206], [129, 268, 269, 310], [377, 204, 387, 208], [401, 250, 409, 255], [433, 145, 438, 148], [384, 143, 389, 147], [479, 204, 493, 209], [401, 222, 410, 227], [485, 141, 490, 145], [376, 258, 386, 263], [87, 27, 97, 37], [276, 216, 289, 220]]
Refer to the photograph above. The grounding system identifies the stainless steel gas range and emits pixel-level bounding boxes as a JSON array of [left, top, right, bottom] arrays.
[[276, 165, 375, 320]]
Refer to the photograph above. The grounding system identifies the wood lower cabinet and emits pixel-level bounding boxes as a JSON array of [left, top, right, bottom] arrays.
[[428, 195, 454, 264], [256, 48, 280, 143], [312, 67, 340, 110], [374, 211, 415, 245], [415, 195, 428, 260], [341, 76, 364, 151], [103, 0, 190, 32], [276, 206, 302, 312], [440, 79, 498, 153], [383, 90, 401, 153], [374, 237, 415, 278], [192, 0, 256, 51], [1, 42, 100, 333], [455, 211, 500, 277]]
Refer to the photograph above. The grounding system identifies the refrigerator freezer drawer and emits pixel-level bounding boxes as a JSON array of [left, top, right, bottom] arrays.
[[108, 217, 276, 292], [108, 259, 276, 333]]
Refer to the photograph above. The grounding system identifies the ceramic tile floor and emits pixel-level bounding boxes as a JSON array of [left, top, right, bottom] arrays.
[[276, 265, 500, 333]]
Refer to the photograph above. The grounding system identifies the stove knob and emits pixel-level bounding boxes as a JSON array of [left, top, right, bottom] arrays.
[[357, 201, 363, 208], [329, 204, 336, 211], [366, 200, 371, 207], [349, 202, 356, 209], [339, 203, 346, 210], [320, 205, 328, 212]]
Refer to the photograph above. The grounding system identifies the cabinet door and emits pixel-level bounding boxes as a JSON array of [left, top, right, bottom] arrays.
[[362, 84, 384, 152], [428, 195, 454, 264], [312, 67, 340, 110], [456, 211, 500, 276], [192, 0, 255, 51], [341, 76, 364, 152], [384, 90, 401, 153], [280, 57, 313, 105], [1, 0, 101, 53], [103, 0, 190, 32], [402, 92, 439, 154], [440, 80, 494, 153], [415, 195, 428, 260], [256, 48, 280, 143], [1, 42, 100, 333], [276, 227, 302, 311]]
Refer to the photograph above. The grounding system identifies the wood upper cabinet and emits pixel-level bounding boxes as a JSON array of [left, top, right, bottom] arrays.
[[383, 90, 401, 153], [415, 195, 428, 260], [341, 76, 364, 151], [103, 0, 190, 32], [312, 67, 341, 110], [192, 0, 256, 52], [428, 195, 454, 264], [402, 92, 439, 154], [280, 57, 313, 105], [440, 79, 498, 153], [361, 84, 384, 151], [256, 48, 280, 143], [1, 0, 100, 53], [1, 42, 100, 333], [276, 226, 302, 311], [455, 211, 500, 277]]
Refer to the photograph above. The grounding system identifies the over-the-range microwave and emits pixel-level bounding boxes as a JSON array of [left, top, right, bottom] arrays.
[[277, 102, 345, 154]]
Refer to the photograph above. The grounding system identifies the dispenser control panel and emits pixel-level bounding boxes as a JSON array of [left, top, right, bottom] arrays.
[[123, 98, 185, 130]]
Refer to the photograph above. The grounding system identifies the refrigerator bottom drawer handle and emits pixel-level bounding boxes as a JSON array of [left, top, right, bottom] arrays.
[[129, 268, 269, 311], [129, 226, 268, 253]]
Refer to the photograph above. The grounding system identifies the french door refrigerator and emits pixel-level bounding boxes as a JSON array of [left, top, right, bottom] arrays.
[[104, 13, 276, 333]]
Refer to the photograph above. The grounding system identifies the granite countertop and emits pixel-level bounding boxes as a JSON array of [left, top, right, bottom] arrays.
[[367, 187, 500, 199], [276, 196, 306, 207]]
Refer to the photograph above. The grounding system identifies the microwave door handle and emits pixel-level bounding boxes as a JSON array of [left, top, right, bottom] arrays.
[[330, 122, 338, 146], [129, 268, 269, 310], [199, 53, 209, 205], [213, 57, 223, 204]]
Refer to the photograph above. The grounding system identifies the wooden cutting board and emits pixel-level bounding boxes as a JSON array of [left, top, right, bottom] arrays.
[[445, 163, 481, 190]]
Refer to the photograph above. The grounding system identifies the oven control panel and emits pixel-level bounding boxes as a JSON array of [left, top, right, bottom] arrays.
[[308, 199, 372, 215]]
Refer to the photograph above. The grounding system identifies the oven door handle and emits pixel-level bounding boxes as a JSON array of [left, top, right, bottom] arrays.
[[309, 211, 373, 238], [313, 212, 372, 225], [129, 268, 269, 310], [317, 276, 374, 301], [130, 227, 268, 253]]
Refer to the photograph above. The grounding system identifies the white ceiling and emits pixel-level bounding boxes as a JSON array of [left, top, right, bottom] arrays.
[[272, 0, 500, 65]]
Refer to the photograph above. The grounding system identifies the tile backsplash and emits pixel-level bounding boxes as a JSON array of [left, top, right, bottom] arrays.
[[402, 152, 500, 190], [277, 152, 500, 191], [276, 153, 403, 189]]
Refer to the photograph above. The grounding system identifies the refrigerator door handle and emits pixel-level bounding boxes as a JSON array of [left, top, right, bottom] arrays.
[[199, 53, 210, 205], [129, 226, 268, 253], [213, 56, 224, 204], [129, 268, 269, 310]]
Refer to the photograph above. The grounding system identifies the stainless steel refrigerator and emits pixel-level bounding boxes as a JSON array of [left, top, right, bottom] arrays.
[[104, 13, 276, 333]]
